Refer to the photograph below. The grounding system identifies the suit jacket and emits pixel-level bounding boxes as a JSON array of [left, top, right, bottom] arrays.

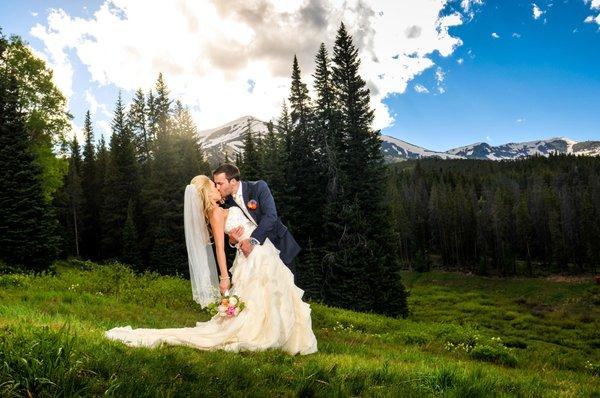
[[223, 180, 301, 267]]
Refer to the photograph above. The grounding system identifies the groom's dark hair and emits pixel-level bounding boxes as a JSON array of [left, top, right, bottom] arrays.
[[212, 163, 241, 181]]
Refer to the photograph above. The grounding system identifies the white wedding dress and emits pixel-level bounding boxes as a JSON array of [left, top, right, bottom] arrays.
[[104, 206, 318, 355]]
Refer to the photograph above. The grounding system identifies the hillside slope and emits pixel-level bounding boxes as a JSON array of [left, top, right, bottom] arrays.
[[1, 261, 597, 396]]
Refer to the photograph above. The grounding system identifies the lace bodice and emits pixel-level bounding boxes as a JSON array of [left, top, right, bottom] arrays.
[[224, 206, 256, 240]]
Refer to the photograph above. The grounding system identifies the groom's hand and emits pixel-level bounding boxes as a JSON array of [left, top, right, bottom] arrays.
[[239, 239, 254, 257]]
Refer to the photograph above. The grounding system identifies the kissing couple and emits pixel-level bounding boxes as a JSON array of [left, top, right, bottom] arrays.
[[105, 163, 318, 356]]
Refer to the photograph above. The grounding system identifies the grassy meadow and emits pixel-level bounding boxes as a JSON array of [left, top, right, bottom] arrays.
[[0, 260, 598, 397]]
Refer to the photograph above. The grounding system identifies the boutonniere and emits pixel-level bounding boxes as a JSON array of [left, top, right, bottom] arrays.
[[246, 199, 258, 211]]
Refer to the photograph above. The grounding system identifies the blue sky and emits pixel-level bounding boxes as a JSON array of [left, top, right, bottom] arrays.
[[386, 0, 600, 150], [1, 0, 599, 152]]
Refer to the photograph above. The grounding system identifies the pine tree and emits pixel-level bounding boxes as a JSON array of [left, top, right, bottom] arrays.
[[128, 88, 152, 168], [100, 92, 141, 260], [154, 73, 171, 137], [0, 70, 58, 271], [274, 102, 297, 226], [141, 80, 186, 274], [240, 118, 260, 180], [173, 100, 210, 181], [325, 23, 409, 317], [94, 134, 109, 259], [80, 111, 100, 259], [261, 120, 285, 201], [313, 42, 344, 200], [286, 55, 320, 245], [146, 90, 158, 143], [66, 136, 84, 257]]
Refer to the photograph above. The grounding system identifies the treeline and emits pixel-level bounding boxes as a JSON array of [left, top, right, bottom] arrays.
[[387, 156, 600, 275], [54, 77, 211, 275]]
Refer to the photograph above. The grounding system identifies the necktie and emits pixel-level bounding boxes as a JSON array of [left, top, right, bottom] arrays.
[[234, 194, 256, 225]]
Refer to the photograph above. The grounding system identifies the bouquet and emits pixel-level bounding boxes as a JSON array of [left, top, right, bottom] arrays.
[[206, 289, 246, 318]]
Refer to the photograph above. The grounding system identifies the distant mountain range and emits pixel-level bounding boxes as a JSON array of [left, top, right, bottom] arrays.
[[198, 116, 600, 164]]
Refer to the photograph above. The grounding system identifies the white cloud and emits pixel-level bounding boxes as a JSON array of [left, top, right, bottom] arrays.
[[486, 135, 492, 142], [532, 3, 545, 20], [516, 117, 525, 123], [414, 84, 429, 93], [30, 0, 473, 130], [585, 14, 600, 25], [68, 120, 84, 143], [457, 58, 464, 64], [586, 0, 600, 25], [85, 89, 112, 118], [585, 0, 600, 10], [491, 32, 500, 39], [512, 32, 521, 38], [460, 0, 484, 19], [27, 18, 74, 104], [584, 6, 600, 26], [97, 120, 112, 141], [435, 67, 445, 83], [31, 11, 38, 17], [433, 67, 446, 94]]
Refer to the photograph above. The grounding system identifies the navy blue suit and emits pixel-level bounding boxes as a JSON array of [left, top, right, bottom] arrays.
[[223, 180, 301, 268]]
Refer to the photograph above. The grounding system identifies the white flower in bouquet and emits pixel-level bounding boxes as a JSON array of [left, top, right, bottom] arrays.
[[229, 296, 238, 306]]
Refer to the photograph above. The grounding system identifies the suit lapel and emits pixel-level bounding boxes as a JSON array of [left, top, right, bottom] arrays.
[[240, 181, 258, 225]]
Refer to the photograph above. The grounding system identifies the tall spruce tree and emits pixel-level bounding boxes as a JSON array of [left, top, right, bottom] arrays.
[[95, 135, 109, 259], [173, 100, 210, 178], [0, 69, 58, 271], [326, 23, 409, 317], [128, 88, 152, 168], [260, 120, 285, 202], [80, 111, 100, 259], [66, 136, 83, 257], [146, 90, 158, 144], [154, 73, 171, 136], [274, 102, 296, 227], [240, 118, 260, 180], [142, 77, 186, 274], [100, 92, 141, 261], [286, 55, 321, 248], [313, 42, 345, 200]]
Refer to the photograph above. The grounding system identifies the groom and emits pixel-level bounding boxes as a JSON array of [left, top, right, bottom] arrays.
[[212, 163, 301, 273]]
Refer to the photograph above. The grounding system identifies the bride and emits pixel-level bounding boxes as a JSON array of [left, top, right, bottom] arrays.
[[104, 175, 318, 355]]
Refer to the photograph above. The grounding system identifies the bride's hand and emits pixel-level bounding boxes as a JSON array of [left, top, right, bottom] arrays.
[[219, 277, 230, 294], [229, 226, 244, 244]]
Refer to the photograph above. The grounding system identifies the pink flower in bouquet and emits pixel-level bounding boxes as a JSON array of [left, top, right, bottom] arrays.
[[227, 306, 236, 316]]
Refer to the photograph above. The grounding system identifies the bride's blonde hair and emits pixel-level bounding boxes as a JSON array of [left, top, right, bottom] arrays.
[[189, 175, 216, 227]]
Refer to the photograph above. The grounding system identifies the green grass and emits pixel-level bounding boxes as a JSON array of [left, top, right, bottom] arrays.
[[0, 260, 598, 397]]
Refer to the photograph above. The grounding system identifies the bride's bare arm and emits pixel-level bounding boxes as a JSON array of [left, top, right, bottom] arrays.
[[209, 208, 229, 280]]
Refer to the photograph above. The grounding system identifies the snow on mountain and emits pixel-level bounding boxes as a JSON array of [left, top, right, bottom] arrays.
[[198, 116, 269, 164], [570, 141, 600, 156], [197, 116, 600, 164], [445, 137, 599, 160], [380, 135, 463, 160]]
